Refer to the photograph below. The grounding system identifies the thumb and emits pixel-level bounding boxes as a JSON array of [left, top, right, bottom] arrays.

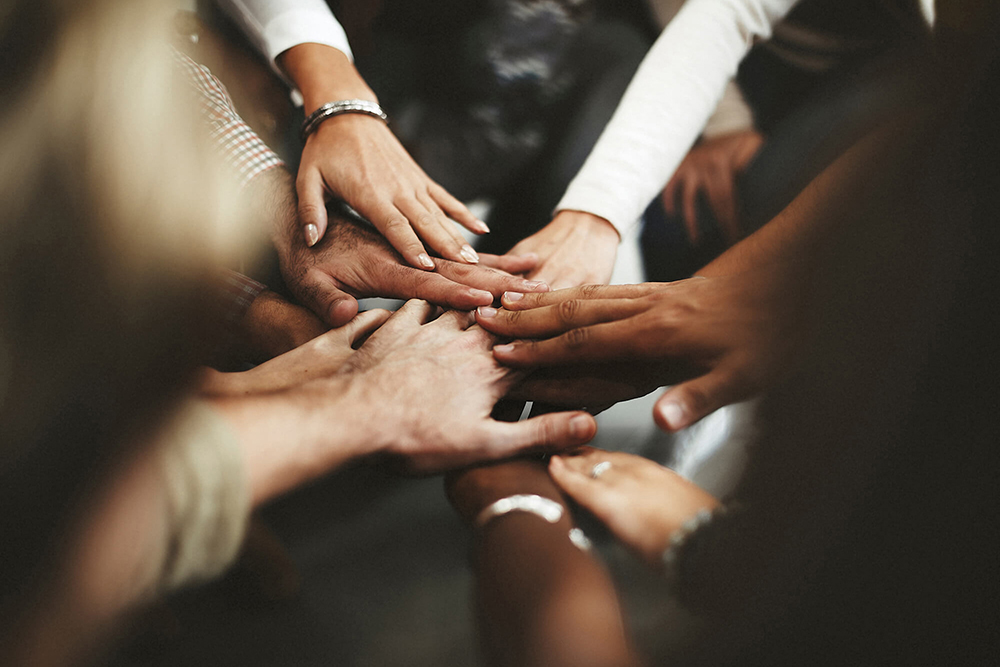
[[297, 172, 329, 247], [301, 272, 359, 328], [653, 369, 741, 432], [485, 411, 597, 459]]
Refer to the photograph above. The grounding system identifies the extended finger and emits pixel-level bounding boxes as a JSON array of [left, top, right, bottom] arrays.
[[366, 201, 436, 270], [500, 283, 665, 311], [428, 181, 489, 234], [481, 411, 597, 460], [376, 264, 494, 309], [706, 167, 739, 245], [682, 177, 701, 245], [653, 366, 745, 432], [479, 252, 539, 275], [397, 196, 472, 264], [662, 173, 681, 217], [342, 308, 392, 346], [296, 170, 330, 247], [390, 299, 437, 326], [418, 190, 480, 262], [492, 318, 643, 367], [435, 260, 548, 298], [476, 297, 645, 339]]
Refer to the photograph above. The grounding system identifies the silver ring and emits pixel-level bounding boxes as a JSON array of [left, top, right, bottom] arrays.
[[591, 461, 612, 479]]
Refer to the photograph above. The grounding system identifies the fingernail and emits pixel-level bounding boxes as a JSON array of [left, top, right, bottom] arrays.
[[477, 306, 497, 318], [570, 415, 592, 438], [475, 219, 490, 233], [304, 224, 319, 247], [472, 289, 493, 304], [493, 343, 515, 354], [659, 401, 685, 430], [503, 291, 524, 303], [418, 253, 435, 269], [460, 245, 480, 264], [523, 280, 548, 292]]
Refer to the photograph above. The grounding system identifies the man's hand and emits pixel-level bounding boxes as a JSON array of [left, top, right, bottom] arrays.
[[506, 210, 620, 290], [235, 290, 329, 363], [280, 43, 486, 268], [278, 200, 549, 327], [662, 129, 764, 245], [476, 271, 801, 431]]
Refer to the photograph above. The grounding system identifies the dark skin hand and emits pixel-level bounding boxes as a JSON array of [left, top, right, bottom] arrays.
[[476, 269, 802, 431]]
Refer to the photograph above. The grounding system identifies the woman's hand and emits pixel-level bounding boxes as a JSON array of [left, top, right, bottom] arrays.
[[281, 44, 486, 269], [548, 447, 718, 568], [477, 270, 801, 430], [506, 210, 620, 289]]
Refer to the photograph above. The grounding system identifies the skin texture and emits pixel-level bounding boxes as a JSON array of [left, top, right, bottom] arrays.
[[548, 446, 719, 568], [506, 210, 620, 290], [262, 168, 548, 327], [662, 129, 764, 245], [446, 460, 639, 667], [280, 43, 485, 268], [232, 289, 329, 363], [477, 270, 800, 431], [212, 299, 599, 504]]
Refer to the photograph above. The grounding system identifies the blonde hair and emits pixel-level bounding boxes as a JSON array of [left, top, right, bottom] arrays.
[[0, 0, 250, 635]]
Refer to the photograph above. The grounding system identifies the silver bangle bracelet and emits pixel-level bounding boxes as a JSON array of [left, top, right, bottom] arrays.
[[301, 99, 388, 143], [474, 494, 564, 529], [473, 494, 593, 553]]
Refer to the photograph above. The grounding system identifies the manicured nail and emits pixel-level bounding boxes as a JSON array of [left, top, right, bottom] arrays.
[[477, 306, 497, 318], [659, 401, 685, 430], [475, 219, 490, 233], [493, 343, 515, 355], [460, 245, 480, 264], [503, 291, 524, 303], [523, 280, 548, 291], [304, 224, 319, 247], [570, 415, 592, 438], [418, 253, 435, 269], [471, 289, 493, 304]]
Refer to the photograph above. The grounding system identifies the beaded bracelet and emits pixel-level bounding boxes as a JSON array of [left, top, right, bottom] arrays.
[[300, 99, 388, 143]]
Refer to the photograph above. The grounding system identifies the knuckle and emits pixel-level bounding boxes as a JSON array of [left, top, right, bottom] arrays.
[[562, 326, 590, 350], [579, 284, 602, 299], [556, 298, 581, 324]]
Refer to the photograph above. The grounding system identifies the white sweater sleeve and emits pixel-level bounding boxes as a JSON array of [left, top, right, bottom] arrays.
[[215, 0, 353, 65], [556, 0, 798, 237]]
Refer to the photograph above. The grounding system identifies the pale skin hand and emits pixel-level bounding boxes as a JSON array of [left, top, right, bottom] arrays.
[[662, 129, 764, 246], [199, 309, 390, 396], [548, 446, 719, 568], [476, 271, 800, 431], [279, 43, 486, 269], [507, 210, 620, 290], [262, 168, 548, 327]]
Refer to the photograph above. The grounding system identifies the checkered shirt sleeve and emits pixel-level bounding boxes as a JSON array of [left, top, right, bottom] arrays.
[[171, 49, 285, 188]]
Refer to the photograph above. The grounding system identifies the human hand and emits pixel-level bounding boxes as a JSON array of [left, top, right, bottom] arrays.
[[477, 272, 799, 431], [235, 289, 329, 363], [199, 308, 390, 396], [279, 43, 486, 268], [548, 447, 718, 568], [278, 204, 548, 326], [662, 130, 764, 245], [445, 458, 564, 525], [336, 300, 597, 473], [506, 210, 619, 290]]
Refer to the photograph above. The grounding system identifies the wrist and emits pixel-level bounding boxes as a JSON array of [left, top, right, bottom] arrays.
[[278, 43, 377, 114], [555, 210, 621, 244]]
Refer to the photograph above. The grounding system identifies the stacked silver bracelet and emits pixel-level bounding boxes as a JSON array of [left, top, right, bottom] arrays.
[[300, 99, 388, 143]]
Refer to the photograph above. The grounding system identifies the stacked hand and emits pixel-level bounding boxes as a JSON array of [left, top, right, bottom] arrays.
[[267, 169, 549, 327], [476, 270, 800, 430], [505, 210, 620, 290]]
